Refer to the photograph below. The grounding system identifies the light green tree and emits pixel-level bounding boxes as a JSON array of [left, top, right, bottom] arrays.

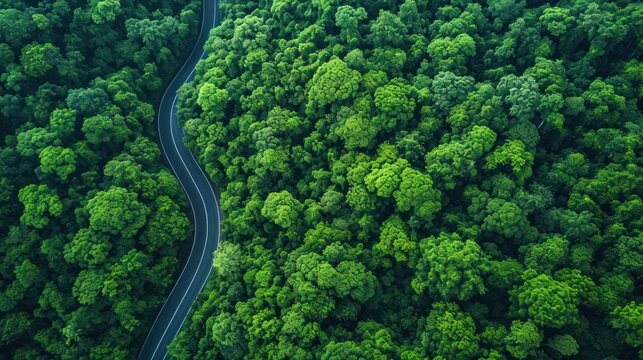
[[485, 140, 534, 184], [422, 302, 479, 359], [261, 191, 302, 228], [427, 34, 476, 73], [18, 184, 62, 228], [393, 168, 441, 221], [505, 320, 543, 359], [86, 187, 150, 238], [91, 0, 122, 24], [610, 301, 642, 349], [413, 233, 488, 301], [197, 83, 229, 120], [510, 269, 579, 328], [306, 58, 361, 116], [374, 216, 416, 265], [39, 146, 76, 180], [20, 42, 60, 77]]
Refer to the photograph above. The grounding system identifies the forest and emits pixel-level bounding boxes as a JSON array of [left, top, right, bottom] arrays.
[[0, 0, 201, 358], [168, 0, 642, 359], [0, 0, 641, 359]]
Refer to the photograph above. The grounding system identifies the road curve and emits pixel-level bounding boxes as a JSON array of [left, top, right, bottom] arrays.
[[138, 1, 220, 359]]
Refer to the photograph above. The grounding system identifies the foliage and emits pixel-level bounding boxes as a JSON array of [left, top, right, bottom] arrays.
[[2, 0, 641, 358], [169, 0, 642, 358], [0, 0, 200, 356]]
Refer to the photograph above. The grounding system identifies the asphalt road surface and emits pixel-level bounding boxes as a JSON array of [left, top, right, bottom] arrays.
[[138, 1, 220, 359]]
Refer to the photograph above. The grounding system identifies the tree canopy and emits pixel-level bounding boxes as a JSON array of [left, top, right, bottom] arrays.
[[1, 0, 641, 358], [0, 0, 200, 357], [169, 0, 642, 358]]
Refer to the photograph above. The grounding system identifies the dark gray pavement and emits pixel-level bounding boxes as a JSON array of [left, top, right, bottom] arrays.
[[138, 1, 220, 359]]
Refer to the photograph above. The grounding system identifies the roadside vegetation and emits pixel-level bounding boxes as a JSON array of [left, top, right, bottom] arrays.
[[170, 0, 642, 359], [0, 0, 200, 357]]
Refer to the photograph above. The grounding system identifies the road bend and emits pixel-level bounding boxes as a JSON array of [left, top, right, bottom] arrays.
[[138, 1, 220, 359]]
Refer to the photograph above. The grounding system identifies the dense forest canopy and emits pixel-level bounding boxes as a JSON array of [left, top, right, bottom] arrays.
[[168, 0, 642, 359], [0, 0, 201, 358], [0, 0, 641, 359]]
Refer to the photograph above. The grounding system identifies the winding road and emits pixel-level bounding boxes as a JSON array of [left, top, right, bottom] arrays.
[[138, 1, 220, 359]]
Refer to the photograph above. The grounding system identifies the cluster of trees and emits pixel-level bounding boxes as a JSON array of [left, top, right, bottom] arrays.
[[0, 0, 201, 357], [170, 0, 641, 359]]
